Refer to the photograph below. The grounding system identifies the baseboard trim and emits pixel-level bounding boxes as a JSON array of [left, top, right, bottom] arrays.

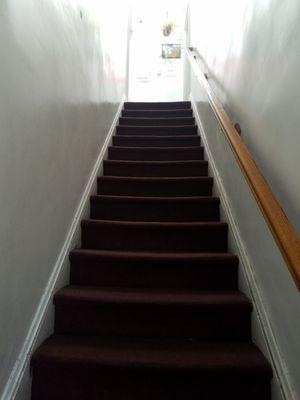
[[1, 96, 125, 400], [190, 94, 294, 400]]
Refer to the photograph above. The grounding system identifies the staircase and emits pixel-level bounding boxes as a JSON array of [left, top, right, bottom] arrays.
[[31, 101, 272, 399]]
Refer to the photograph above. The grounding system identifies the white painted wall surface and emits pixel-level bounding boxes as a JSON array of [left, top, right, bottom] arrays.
[[187, 1, 300, 396], [189, 0, 300, 234], [0, 0, 128, 397], [190, 70, 300, 400]]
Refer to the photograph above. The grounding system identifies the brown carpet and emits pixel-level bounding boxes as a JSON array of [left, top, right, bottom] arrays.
[[31, 101, 272, 399]]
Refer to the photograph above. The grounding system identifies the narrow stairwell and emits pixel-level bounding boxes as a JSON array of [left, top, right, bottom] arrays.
[[31, 101, 272, 399]]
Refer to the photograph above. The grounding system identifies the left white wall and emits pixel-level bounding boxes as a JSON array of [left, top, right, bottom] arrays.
[[0, 0, 128, 397]]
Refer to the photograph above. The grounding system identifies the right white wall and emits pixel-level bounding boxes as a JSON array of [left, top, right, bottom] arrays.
[[188, 1, 300, 398], [189, 0, 300, 234]]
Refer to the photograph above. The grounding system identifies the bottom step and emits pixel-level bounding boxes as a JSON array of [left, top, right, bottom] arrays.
[[31, 335, 272, 400]]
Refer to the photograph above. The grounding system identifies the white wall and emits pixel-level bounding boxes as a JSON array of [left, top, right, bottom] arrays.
[[0, 0, 128, 397], [189, 0, 300, 234], [190, 78, 300, 398], [188, 1, 300, 397]]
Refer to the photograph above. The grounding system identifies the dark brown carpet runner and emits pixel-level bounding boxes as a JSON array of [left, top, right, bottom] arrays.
[[31, 101, 272, 399]]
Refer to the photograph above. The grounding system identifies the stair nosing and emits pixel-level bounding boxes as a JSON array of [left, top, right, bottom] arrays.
[[98, 176, 213, 181], [117, 124, 197, 128], [90, 195, 219, 203], [119, 117, 194, 120], [103, 160, 208, 165], [54, 286, 252, 309], [122, 108, 193, 113], [109, 146, 203, 150], [113, 134, 199, 138], [81, 219, 227, 228], [122, 108, 193, 112], [70, 248, 238, 261]]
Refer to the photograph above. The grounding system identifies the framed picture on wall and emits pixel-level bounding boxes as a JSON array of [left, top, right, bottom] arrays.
[[162, 44, 181, 59]]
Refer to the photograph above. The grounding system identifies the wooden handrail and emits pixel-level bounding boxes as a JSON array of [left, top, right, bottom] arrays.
[[186, 47, 300, 290]]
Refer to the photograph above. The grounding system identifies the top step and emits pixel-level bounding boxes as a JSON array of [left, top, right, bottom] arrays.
[[124, 101, 191, 110]]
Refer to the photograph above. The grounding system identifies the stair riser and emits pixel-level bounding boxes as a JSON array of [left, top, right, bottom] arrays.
[[112, 135, 201, 147], [108, 147, 204, 161], [116, 125, 198, 135], [81, 222, 228, 252], [119, 117, 195, 126], [103, 161, 208, 177], [90, 198, 220, 222], [122, 109, 193, 117], [70, 255, 238, 289], [124, 101, 191, 110], [97, 178, 213, 197], [32, 368, 271, 400], [55, 304, 251, 340]]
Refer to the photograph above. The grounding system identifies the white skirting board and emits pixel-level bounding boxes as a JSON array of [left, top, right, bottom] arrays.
[[1, 96, 125, 400], [190, 94, 294, 400]]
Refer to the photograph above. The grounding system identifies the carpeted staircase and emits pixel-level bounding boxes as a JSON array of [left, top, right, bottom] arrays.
[[31, 101, 272, 399]]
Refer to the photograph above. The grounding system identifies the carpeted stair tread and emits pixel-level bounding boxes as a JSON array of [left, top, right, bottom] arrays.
[[31, 337, 271, 399], [124, 101, 191, 109], [81, 219, 228, 252], [103, 160, 207, 165], [81, 219, 228, 228], [122, 109, 193, 117], [97, 176, 213, 196], [90, 195, 220, 221], [119, 117, 195, 126], [70, 248, 238, 263], [32, 335, 272, 378], [54, 286, 251, 309], [90, 194, 219, 202], [69, 249, 239, 289], [112, 134, 201, 147], [53, 287, 251, 339], [103, 159, 208, 177], [107, 146, 204, 161], [116, 125, 198, 135]]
